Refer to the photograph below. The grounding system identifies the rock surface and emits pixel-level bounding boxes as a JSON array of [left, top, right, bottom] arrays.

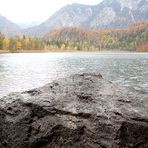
[[0, 73, 148, 148]]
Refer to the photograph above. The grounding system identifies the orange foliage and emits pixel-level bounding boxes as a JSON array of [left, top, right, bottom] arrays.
[[137, 43, 148, 52], [123, 22, 148, 35]]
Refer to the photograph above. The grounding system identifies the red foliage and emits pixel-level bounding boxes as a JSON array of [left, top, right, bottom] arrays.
[[137, 43, 148, 52]]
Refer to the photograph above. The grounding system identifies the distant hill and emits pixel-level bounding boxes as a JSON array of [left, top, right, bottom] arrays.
[[0, 15, 20, 36], [44, 22, 148, 51], [23, 0, 148, 36], [0, 0, 148, 37]]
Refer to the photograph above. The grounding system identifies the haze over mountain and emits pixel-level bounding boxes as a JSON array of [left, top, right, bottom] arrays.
[[18, 21, 42, 29], [0, 0, 148, 37], [0, 15, 20, 36]]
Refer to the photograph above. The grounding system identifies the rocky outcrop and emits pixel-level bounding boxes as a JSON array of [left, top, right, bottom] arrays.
[[0, 73, 148, 148]]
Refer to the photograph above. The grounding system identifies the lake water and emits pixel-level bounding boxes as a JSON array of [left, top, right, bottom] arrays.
[[0, 52, 148, 98]]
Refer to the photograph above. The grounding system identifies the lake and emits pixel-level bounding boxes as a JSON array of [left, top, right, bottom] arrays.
[[0, 52, 148, 98]]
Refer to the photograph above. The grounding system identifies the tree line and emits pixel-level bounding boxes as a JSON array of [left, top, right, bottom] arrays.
[[0, 33, 44, 52], [0, 22, 148, 52], [44, 22, 148, 52]]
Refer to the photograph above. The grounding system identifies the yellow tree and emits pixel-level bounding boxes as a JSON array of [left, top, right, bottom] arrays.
[[60, 43, 65, 50], [23, 36, 30, 50], [16, 41, 22, 50], [3, 37, 10, 50]]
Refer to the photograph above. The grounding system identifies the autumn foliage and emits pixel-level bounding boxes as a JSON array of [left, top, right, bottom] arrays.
[[0, 35, 44, 52], [137, 43, 148, 52], [0, 22, 148, 52], [44, 22, 148, 52]]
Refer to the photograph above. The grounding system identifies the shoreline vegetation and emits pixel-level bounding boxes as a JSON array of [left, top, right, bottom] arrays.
[[0, 22, 148, 53], [1, 49, 148, 54], [0, 49, 144, 54]]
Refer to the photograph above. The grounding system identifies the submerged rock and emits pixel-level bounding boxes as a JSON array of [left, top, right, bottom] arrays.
[[0, 73, 148, 148]]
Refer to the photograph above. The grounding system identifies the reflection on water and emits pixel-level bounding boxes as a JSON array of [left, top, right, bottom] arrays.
[[0, 52, 148, 97]]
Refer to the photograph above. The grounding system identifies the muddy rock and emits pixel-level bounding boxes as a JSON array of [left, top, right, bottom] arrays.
[[0, 73, 148, 148]]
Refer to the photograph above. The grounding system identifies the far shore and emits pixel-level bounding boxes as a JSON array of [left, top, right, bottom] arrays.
[[0, 49, 147, 54]]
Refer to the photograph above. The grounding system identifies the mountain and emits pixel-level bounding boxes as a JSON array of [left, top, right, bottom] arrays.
[[1, 0, 148, 37], [23, 0, 148, 36], [0, 15, 21, 36], [43, 22, 148, 51]]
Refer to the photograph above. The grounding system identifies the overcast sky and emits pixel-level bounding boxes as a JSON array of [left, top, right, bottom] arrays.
[[0, 0, 102, 24]]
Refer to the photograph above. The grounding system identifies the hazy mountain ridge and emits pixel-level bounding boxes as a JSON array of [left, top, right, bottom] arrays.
[[0, 0, 148, 37], [0, 15, 21, 36], [23, 0, 148, 36]]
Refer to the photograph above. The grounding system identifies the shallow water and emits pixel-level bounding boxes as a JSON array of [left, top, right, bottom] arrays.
[[0, 52, 148, 97]]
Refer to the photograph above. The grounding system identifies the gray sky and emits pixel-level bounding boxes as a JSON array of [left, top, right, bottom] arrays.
[[0, 0, 102, 24]]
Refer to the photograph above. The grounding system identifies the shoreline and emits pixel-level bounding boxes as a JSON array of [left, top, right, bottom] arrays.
[[0, 49, 145, 54]]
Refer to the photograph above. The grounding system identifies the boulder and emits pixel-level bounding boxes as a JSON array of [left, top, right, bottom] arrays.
[[0, 73, 148, 148]]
